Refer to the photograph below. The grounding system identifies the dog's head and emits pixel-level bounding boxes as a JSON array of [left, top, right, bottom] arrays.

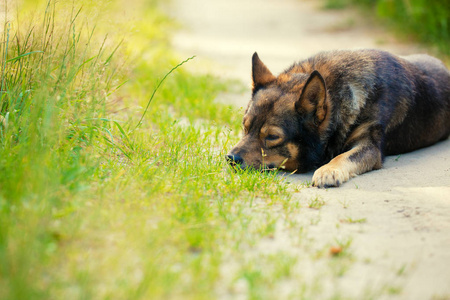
[[226, 53, 332, 173]]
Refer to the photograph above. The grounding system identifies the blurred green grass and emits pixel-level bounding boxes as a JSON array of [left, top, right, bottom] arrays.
[[323, 0, 450, 57]]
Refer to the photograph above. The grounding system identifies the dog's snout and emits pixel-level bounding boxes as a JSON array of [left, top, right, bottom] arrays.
[[226, 154, 244, 166], [267, 164, 276, 169]]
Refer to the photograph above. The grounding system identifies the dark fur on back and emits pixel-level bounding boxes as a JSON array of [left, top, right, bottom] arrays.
[[227, 49, 450, 187]]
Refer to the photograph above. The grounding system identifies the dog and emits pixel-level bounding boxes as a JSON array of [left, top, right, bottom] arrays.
[[226, 49, 450, 188]]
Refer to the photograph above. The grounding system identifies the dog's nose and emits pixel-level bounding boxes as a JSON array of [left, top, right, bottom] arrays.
[[226, 154, 244, 166]]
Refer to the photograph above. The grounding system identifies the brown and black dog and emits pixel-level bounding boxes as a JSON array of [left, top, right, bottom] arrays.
[[226, 50, 450, 188]]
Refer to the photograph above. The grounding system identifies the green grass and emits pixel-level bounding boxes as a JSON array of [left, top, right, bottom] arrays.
[[0, 0, 409, 299], [308, 195, 326, 210], [323, 0, 450, 57], [340, 216, 367, 224]]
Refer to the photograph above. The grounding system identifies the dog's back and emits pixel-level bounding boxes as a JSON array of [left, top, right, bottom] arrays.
[[285, 50, 449, 155], [384, 54, 450, 154]]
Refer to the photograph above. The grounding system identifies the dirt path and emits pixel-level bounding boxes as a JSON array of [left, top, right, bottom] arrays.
[[169, 0, 450, 299]]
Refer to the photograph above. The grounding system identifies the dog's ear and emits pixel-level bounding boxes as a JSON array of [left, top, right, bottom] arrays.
[[296, 70, 328, 126], [252, 52, 276, 91]]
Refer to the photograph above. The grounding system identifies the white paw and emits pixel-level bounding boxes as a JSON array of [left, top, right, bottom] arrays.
[[312, 164, 352, 188]]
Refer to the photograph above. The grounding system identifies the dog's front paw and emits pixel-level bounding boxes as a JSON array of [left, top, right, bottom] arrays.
[[312, 164, 352, 188]]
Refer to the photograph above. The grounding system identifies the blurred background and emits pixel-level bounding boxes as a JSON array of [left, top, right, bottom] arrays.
[[169, 0, 448, 87]]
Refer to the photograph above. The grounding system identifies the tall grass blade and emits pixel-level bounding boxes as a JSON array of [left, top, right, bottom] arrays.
[[1, 23, 10, 92], [135, 55, 195, 129], [6, 51, 44, 63]]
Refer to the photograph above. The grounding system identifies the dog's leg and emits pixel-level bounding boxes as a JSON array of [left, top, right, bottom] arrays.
[[312, 141, 382, 188]]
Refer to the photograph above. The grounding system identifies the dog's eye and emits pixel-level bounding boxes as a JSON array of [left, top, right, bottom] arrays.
[[266, 134, 280, 141]]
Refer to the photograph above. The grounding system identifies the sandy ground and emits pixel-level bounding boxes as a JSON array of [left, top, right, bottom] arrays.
[[169, 0, 450, 299]]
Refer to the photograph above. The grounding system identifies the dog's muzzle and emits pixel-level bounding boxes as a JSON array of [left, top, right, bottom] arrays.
[[225, 154, 244, 167]]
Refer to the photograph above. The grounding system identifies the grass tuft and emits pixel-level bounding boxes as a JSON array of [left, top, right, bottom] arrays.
[[308, 196, 326, 210]]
